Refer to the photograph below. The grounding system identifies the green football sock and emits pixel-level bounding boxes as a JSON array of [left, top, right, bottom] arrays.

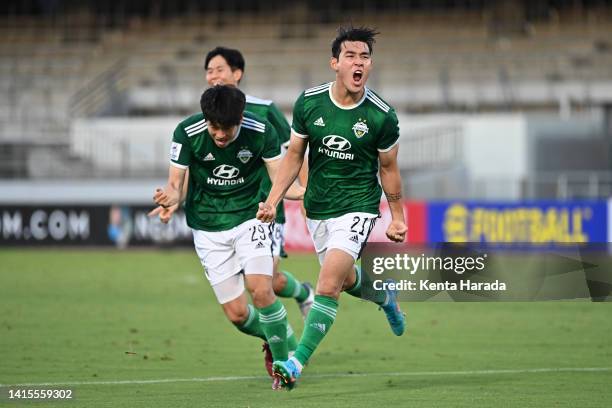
[[234, 304, 266, 341], [344, 265, 363, 297], [344, 265, 388, 305], [293, 295, 338, 366], [287, 323, 298, 352], [258, 300, 289, 361], [235, 305, 297, 351], [277, 271, 309, 302]]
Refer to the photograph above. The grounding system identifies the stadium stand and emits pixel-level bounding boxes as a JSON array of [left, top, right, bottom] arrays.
[[1, 1, 612, 199]]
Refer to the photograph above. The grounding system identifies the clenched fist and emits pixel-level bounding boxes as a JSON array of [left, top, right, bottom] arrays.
[[386, 220, 407, 242], [256, 202, 276, 223]]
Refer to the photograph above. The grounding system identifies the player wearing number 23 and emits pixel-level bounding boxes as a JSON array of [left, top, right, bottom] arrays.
[[153, 85, 305, 390]]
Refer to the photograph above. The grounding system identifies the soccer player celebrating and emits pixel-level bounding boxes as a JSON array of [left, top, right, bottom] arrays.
[[153, 85, 304, 389], [257, 26, 407, 389], [152, 47, 315, 382], [204, 47, 314, 320]]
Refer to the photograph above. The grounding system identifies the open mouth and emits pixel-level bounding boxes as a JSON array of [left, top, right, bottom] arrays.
[[353, 70, 363, 82]]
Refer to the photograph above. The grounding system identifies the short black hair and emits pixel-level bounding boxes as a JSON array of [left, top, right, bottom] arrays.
[[200, 85, 245, 128], [204, 46, 245, 73], [331, 26, 379, 59]]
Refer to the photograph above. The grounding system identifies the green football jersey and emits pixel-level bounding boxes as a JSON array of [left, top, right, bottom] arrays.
[[292, 82, 400, 220], [170, 111, 281, 231], [245, 95, 291, 224]]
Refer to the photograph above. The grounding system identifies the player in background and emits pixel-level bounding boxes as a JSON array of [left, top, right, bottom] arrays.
[[152, 85, 305, 389], [204, 47, 314, 321], [257, 26, 407, 389]]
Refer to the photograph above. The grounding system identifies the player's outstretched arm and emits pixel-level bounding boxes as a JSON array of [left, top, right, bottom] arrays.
[[153, 166, 187, 209], [297, 152, 309, 187], [148, 204, 178, 224], [257, 133, 307, 222], [149, 169, 189, 223], [264, 159, 305, 201], [379, 145, 407, 242]]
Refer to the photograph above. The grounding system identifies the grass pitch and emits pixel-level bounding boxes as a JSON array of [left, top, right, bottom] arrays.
[[1, 249, 611, 407]]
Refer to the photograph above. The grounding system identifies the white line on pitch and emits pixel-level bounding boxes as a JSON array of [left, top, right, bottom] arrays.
[[1, 367, 610, 388]]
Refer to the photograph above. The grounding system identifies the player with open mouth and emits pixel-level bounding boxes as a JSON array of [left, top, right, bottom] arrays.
[[257, 25, 408, 390]]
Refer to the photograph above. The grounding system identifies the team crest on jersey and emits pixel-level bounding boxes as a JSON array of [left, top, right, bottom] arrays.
[[352, 119, 369, 138], [237, 148, 253, 163]]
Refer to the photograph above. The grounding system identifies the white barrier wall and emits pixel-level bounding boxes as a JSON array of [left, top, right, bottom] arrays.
[[70, 113, 600, 200], [71, 117, 183, 172], [463, 114, 528, 199]]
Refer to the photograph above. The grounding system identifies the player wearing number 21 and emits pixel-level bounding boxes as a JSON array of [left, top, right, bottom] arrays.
[[257, 25, 408, 390]]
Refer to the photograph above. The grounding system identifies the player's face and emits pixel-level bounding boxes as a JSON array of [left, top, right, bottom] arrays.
[[331, 41, 372, 94], [207, 121, 240, 148], [206, 55, 242, 87]]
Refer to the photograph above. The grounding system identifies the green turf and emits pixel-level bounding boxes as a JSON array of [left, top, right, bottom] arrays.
[[1, 249, 611, 407]]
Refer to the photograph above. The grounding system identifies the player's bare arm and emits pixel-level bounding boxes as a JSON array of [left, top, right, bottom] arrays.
[[257, 134, 307, 222], [379, 144, 407, 242], [297, 158, 309, 188], [264, 158, 305, 201], [149, 169, 189, 223], [153, 165, 187, 209], [297, 158, 309, 218]]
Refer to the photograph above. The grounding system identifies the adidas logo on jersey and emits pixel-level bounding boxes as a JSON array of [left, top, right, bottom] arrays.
[[349, 234, 359, 243], [310, 323, 326, 334], [268, 335, 283, 343], [313, 117, 325, 127], [255, 241, 265, 249], [203, 153, 215, 161]]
